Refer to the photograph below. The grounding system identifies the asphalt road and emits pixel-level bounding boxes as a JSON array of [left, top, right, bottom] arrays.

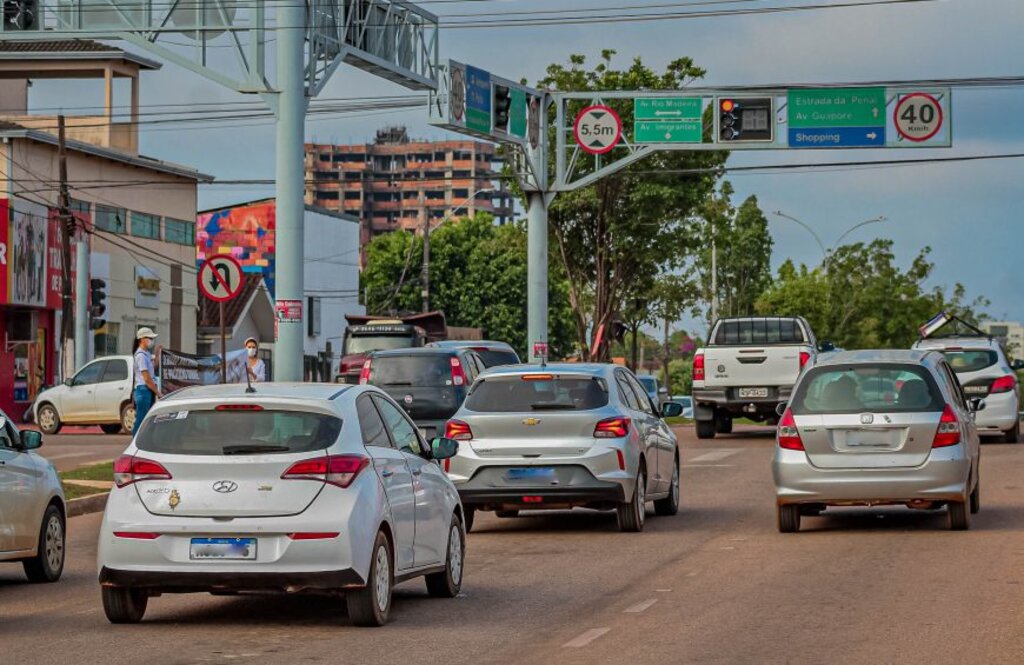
[[5, 425, 1024, 664], [34, 431, 131, 472]]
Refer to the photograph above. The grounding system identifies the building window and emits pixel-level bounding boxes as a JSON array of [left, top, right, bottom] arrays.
[[69, 198, 90, 214], [94, 321, 121, 357], [131, 212, 161, 240], [95, 205, 127, 233], [165, 218, 195, 245]]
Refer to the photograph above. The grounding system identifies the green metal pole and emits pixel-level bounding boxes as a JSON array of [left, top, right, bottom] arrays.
[[527, 191, 548, 363], [274, 0, 309, 381]]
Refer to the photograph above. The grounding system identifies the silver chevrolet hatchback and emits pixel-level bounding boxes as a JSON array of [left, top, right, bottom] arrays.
[[772, 350, 982, 532]]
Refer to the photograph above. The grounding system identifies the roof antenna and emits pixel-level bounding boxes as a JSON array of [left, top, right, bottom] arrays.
[[244, 357, 256, 394]]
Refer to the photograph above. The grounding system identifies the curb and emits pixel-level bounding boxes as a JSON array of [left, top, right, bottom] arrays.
[[67, 492, 109, 518]]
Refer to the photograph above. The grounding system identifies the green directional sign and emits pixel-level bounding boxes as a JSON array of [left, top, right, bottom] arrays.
[[634, 97, 702, 121], [788, 88, 885, 128], [635, 120, 702, 144], [510, 88, 527, 138]]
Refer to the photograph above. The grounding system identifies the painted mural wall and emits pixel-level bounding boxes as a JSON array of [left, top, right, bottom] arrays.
[[196, 201, 277, 296]]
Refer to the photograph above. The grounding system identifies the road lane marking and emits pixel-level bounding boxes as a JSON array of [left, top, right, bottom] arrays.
[[624, 599, 658, 614], [563, 628, 610, 648], [655, 588, 672, 593], [682, 464, 735, 468], [688, 449, 741, 463]]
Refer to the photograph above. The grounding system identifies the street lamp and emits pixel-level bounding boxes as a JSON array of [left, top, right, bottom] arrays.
[[772, 211, 887, 269], [421, 185, 497, 312]]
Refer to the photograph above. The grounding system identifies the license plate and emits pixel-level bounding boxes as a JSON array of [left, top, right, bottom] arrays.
[[738, 387, 769, 399], [963, 386, 988, 394], [189, 537, 257, 561], [505, 467, 556, 481]]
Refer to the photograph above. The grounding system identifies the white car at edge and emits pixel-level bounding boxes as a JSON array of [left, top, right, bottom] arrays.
[[97, 382, 465, 626]]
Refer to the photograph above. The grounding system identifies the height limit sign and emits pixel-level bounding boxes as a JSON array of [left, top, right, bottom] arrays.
[[574, 105, 622, 155]]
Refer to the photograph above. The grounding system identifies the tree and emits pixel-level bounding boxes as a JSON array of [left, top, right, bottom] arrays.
[[756, 239, 989, 349], [538, 51, 728, 360]]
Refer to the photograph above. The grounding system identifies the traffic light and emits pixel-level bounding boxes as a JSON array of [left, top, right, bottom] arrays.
[[89, 278, 107, 331], [492, 84, 511, 133], [717, 96, 774, 143], [3, 0, 37, 30]]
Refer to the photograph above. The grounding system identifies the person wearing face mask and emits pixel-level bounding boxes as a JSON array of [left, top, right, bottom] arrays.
[[244, 337, 266, 383], [132, 327, 162, 434]]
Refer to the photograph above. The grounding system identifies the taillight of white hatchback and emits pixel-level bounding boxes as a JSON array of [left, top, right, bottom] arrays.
[[281, 455, 369, 488], [113, 455, 172, 487]]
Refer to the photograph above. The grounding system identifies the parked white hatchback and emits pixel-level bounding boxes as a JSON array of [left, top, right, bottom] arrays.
[[0, 411, 66, 583], [34, 355, 136, 434], [97, 383, 466, 626]]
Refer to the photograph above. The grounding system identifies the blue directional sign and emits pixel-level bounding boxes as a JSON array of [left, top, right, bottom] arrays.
[[466, 66, 491, 134], [787, 88, 885, 149], [788, 127, 885, 148]]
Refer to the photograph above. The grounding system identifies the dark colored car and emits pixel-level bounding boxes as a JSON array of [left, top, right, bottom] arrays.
[[359, 347, 487, 440], [427, 340, 521, 368]]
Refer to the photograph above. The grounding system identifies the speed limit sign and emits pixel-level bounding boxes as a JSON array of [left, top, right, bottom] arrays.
[[894, 93, 943, 142]]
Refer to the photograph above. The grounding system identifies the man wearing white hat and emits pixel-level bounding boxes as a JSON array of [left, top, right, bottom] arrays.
[[132, 327, 162, 434]]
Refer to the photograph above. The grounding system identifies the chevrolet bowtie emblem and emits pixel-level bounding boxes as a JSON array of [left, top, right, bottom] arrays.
[[522, 417, 541, 426]]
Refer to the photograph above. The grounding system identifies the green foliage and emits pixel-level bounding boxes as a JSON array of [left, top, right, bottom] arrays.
[[360, 216, 576, 359], [756, 240, 989, 349]]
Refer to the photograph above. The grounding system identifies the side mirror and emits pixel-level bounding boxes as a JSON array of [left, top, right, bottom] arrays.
[[661, 402, 684, 418], [819, 341, 835, 353], [776, 402, 788, 417], [20, 430, 43, 450], [1012, 359, 1024, 371], [64, 378, 73, 387], [431, 437, 460, 460], [969, 398, 986, 413]]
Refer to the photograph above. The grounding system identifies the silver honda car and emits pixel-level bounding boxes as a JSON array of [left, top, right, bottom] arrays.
[[444, 364, 684, 533], [773, 350, 982, 533]]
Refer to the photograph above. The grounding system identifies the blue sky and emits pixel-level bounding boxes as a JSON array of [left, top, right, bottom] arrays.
[[30, 0, 1024, 324]]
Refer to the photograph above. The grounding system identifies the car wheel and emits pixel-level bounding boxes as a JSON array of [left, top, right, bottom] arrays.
[[715, 415, 733, 434], [970, 474, 981, 515], [121, 403, 136, 434], [463, 507, 475, 533], [777, 504, 801, 533], [37, 404, 61, 435], [100, 423, 123, 435], [948, 500, 971, 531], [695, 419, 716, 440], [23, 505, 65, 583], [1004, 420, 1020, 444], [425, 515, 465, 598], [616, 466, 647, 533], [495, 510, 519, 518], [654, 455, 680, 517], [346, 531, 392, 627], [102, 586, 149, 623]]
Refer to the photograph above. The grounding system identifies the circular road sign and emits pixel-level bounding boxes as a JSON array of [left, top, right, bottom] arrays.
[[574, 105, 622, 155], [528, 96, 541, 150], [198, 255, 244, 302], [450, 65, 466, 122], [894, 92, 943, 142]]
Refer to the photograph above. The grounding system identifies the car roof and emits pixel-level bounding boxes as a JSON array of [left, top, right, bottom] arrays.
[[430, 340, 515, 350], [813, 349, 939, 367], [161, 382, 354, 403], [371, 347, 462, 358], [480, 362, 616, 378], [913, 336, 1001, 351], [89, 355, 133, 362]]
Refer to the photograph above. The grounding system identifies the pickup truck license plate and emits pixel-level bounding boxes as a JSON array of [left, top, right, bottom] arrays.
[[189, 537, 257, 561], [738, 387, 769, 399]]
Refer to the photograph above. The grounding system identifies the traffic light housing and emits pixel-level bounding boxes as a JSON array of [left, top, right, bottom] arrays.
[[492, 84, 511, 133], [3, 0, 38, 30], [89, 278, 107, 331], [717, 96, 774, 143]]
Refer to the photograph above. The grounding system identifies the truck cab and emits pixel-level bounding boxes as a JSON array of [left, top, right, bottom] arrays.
[[336, 321, 428, 384]]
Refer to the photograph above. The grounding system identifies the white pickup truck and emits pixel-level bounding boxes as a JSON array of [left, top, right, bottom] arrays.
[[692, 316, 820, 439]]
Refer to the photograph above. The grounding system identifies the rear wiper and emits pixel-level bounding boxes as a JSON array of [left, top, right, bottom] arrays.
[[222, 445, 291, 455], [530, 403, 576, 410]]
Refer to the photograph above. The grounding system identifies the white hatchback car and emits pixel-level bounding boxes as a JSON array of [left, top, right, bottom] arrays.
[[912, 337, 1022, 442], [0, 412, 66, 583], [34, 355, 135, 435], [98, 383, 466, 627]]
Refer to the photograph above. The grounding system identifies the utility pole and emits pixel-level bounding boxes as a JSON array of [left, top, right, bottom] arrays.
[[58, 115, 88, 374], [663, 317, 671, 395], [421, 214, 430, 312], [710, 233, 718, 323], [273, 0, 310, 382]]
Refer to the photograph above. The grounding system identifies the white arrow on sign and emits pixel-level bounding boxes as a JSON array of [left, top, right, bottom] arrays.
[[655, 110, 682, 117], [866, 132, 878, 140], [573, 105, 622, 155]]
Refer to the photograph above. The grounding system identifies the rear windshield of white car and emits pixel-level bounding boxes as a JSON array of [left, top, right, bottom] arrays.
[[791, 364, 944, 414], [464, 377, 609, 412], [941, 349, 998, 374], [714, 319, 805, 345], [135, 409, 343, 456]]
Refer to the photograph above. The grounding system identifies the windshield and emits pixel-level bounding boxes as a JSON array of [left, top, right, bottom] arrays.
[[791, 364, 943, 414], [465, 376, 609, 412], [345, 334, 415, 355], [135, 409, 343, 456], [368, 355, 453, 387], [637, 376, 658, 394], [941, 349, 998, 374]]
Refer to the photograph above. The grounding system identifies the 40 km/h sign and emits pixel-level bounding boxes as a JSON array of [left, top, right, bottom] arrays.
[[894, 92, 944, 142], [574, 105, 622, 155]]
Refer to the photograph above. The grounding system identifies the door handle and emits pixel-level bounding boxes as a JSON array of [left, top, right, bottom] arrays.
[[381, 469, 395, 478]]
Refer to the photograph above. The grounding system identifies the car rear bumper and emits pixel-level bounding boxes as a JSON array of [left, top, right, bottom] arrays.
[[772, 447, 971, 505], [455, 465, 627, 508], [99, 565, 365, 592], [693, 387, 792, 419], [972, 393, 1018, 433]]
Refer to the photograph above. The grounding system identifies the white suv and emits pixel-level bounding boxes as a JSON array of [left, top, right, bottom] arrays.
[[912, 336, 1023, 442]]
